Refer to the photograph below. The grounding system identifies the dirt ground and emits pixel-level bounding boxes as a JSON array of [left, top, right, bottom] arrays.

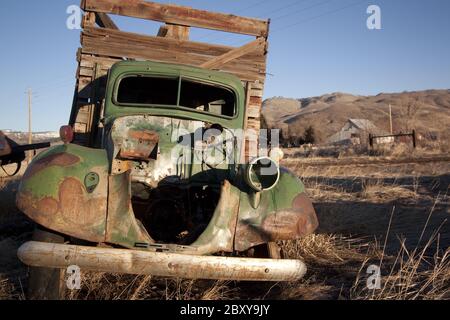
[[1, 160, 449, 300]]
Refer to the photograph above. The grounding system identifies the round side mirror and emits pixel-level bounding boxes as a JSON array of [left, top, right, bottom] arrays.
[[245, 157, 280, 192]]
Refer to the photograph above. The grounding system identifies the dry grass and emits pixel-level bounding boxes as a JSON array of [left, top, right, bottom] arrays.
[[360, 181, 419, 202], [66, 273, 240, 300], [350, 207, 449, 300], [0, 157, 448, 300]]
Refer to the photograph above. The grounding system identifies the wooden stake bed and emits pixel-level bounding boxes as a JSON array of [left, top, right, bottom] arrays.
[[70, 0, 269, 146]]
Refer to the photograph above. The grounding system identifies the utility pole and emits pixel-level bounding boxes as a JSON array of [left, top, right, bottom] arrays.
[[27, 88, 33, 161], [389, 104, 393, 135]]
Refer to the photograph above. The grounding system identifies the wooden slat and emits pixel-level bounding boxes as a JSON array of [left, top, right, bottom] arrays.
[[74, 122, 88, 133], [78, 76, 93, 93], [157, 25, 169, 37], [249, 96, 262, 105], [83, 27, 265, 62], [81, 38, 265, 78], [81, 27, 267, 82], [247, 104, 261, 118], [95, 12, 118, 29], [250, 88, 263, 98], [80, 54, 121, 69], [79, 66, 94, 77], [158, 24, 190, 40], [82, 11, 96, 28], [200, 38, 265, 70], [247, 118, 261, 130], [82, 0, 268, 37]]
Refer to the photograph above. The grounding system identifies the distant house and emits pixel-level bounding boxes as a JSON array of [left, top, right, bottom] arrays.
[[327, 119, 393, 145]]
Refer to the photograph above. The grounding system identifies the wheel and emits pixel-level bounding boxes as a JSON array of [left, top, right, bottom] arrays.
[[249, 242, 283, 259], [27, 227, 66, 300]]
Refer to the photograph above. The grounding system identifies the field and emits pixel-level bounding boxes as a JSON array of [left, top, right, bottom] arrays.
[[1, 157, 449, 300]]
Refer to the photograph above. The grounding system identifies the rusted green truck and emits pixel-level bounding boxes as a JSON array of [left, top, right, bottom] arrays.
[[16, 0, 318, 299]]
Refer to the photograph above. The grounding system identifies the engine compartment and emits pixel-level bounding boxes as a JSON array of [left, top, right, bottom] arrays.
[[107, 115, 239, 246], [131, 182, 221, 245]]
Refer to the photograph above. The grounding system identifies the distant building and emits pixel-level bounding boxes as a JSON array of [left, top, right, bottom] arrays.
[[327, 119, 393, 145]]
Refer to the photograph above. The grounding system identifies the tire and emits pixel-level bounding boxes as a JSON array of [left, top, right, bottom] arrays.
[[27, 227, 66, 300]]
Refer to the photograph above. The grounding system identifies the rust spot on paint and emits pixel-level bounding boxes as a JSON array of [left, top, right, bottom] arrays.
[[23, 153, 80, 180], [234, 193, 319, 252], [36, 197, 59, 216], [16, 177, 107, 243], [59, 178, 106, 226], [16, 192, 56, 222], [119, 129, 159, 161], [128, 129, 159, 142], [291, 193, 319, 235], [262, 210, 305, 240], [235, 223, 268, 251]]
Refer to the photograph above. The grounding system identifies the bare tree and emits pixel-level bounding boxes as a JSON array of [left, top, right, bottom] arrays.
[[399, 97, 422, 132]]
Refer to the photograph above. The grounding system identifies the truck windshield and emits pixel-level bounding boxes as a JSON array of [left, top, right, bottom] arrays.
[[117, 76, 179, 105], [116, 76, 236, 117]]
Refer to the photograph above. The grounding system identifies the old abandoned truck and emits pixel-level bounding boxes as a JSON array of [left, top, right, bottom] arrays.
[[16, 0, 318, 299]]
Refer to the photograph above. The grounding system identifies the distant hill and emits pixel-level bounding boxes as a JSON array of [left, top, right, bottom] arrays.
[[262, 89, 450, 143], [1, 130, 59, 145]]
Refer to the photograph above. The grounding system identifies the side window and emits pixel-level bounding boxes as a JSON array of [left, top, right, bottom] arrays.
[[179, 80, 236, 117], [117, 76, 178, 105]]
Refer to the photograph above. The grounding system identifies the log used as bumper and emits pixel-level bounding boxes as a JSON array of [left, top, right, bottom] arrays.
[[18, 241, 307, 282]]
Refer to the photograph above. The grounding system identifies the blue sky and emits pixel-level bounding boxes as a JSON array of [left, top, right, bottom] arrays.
[[0, 0, 449, 131]]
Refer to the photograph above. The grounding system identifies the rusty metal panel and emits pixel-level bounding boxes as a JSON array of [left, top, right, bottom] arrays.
[[118, 129, 159, 161], [105, 171, 153, 248], [16, 144, 109, 242], [234, 168, 319, 252]]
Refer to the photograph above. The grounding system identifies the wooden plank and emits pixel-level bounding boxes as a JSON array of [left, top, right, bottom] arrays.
[[157, 25, 169, 37], [82, 12, 96, 28], [82, 0, 268, 37], [252, 82, 264, 90], [158, 24, 190, 40], [95, 12, 118, 29], [247, 104, 261, 118], [250, 88, 263, 98], [247, 118, 261, 131], [81, 28, 267, 81], [249, 96, 262, 105], [74, 122, 88, 133], [82, 27, 265, 62], [78, 76, 93, 93], [79, 66, 94, 77], [80, 54, 121, 69], [201, 38, 266, 70]]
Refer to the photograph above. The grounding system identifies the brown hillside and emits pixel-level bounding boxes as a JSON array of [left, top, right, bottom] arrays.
[[262, 90, 450, 143]]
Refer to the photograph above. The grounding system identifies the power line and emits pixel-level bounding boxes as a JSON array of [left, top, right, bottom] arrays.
[[235, 0, 273, 15], [195, 0, 273, 42], [198, 0, 338, 46], [32, 76, 74, 92], [33, 81, 76, 102], [256, 0, 311, 19], [229, 0, 368, 47], [270, 0, 335, 21], [194, 0, 317, 43], [272, 0, 369, 34]]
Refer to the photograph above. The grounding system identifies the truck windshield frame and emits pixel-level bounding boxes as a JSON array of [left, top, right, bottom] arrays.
[[113, 74, 238, 120]]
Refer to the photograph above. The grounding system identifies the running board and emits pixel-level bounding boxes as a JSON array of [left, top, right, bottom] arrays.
[[18, 241, 306, 282]]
